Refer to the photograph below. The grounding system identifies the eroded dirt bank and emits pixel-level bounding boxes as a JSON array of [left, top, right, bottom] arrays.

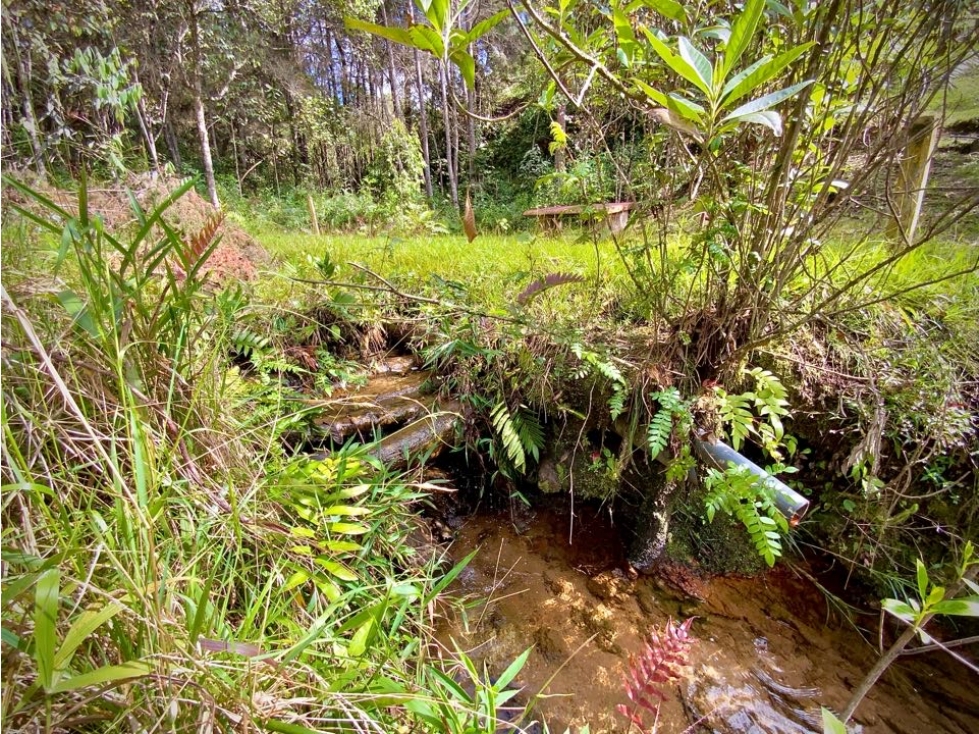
[[433, 503, 979, 734]]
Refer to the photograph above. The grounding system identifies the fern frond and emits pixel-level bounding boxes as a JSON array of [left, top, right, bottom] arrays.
[[491, 402, 526, 472], [617, 618, 695, 731], [647, 407, 673, 461], [513, 406, 545, 465]]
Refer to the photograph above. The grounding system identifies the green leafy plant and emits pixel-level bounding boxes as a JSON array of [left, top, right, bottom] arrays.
[[407, 645, 532, 734], [571, 343, 628, 420], [841, 542, 978, 722], [490, 401, 544, 474], [627, 0, 815, 143], [714, 367, 793, 459], [704, 464, 789, 567]]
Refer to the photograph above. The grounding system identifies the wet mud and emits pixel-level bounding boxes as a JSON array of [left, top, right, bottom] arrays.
[[434, 503, 979, 733]]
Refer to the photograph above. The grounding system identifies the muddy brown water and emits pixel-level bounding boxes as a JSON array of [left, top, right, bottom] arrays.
[[432, 504, 978, 734]]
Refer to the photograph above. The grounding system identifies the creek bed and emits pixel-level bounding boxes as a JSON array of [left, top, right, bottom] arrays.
[[432, 502, 979, 734]]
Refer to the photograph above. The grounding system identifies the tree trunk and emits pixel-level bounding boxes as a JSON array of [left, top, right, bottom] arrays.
[[408, 3, 433, 199], [440, 61, 458, 205], [8, 24, 46, 178], [380, 2, 401, 120], [188, 1, 219, 208], [133, 69, 160, 174], [163, 118, 182, 170]]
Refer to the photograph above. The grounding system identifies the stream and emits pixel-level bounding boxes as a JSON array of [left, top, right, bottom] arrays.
[[305, 355, 978, 733], [431, 502, 979, 734]]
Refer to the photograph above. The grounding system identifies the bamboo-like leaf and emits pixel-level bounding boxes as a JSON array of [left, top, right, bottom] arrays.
[[323, 505, 370, 516], [496, 646, 532, 688], [34, 569, 59, 691], [54, 602, 125, 672], [316, 558, 359, 581], [49, 661, 152, 694], [722, 0, 765, 77], [721, 80, 813, 121], [329, 522, 370, 535]]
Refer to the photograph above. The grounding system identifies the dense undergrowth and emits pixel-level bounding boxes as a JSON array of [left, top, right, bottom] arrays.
[[0, 182, 534, 733]]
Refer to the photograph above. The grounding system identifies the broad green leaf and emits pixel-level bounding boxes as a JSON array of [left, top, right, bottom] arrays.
[[916, 559, 929, 600], [345, 18, 417, 49], [408, 25, 445, 57], [339, 484, 372, 499], [722, 43, 814, 107], [641, 28, 712, 96], [34, 569, 59, 691], [633, 79, 669, 107], [881, 598, 916, 623], [450, 49, 477, 89], [678, 37, 713, 93], [667, 93, 706, 123], [54, 602, 124, 671], [638, 0, 686, 23], [419, 0, 448, 31], [721, 80, 813, 121], [466, 10, 509, 43], [723, 0, 765, 77], [821, 707, 849, 734], [347, 618, 373, 657], [315, 558, 359, 581], [931, 597, 979, 617], [716, 108, 783, 135], [49, 660, 151, 694], [496, 647, 532, 689], [329, 522, 369, 535]]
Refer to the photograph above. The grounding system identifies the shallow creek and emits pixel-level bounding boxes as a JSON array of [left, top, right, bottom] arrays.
[[432, 504, 978, 734]]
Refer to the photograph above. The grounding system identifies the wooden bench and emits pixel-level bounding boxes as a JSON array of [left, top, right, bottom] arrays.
[[523, 202, 634, 235]]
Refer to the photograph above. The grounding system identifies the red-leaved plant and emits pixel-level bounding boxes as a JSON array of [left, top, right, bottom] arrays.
[[617, 617, 696, 733]]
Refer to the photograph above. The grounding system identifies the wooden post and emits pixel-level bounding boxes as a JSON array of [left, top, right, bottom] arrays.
[[888, 115, 941, 244]]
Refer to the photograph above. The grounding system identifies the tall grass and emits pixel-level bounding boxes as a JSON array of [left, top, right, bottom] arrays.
[[0, 178, 530, 732]]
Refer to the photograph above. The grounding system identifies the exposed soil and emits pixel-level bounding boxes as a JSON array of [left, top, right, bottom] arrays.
[[7, 173, 269, 282], [433, 502, 979, 734]]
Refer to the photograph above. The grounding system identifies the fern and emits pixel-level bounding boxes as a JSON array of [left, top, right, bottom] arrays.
[[715, 388, 754, 451], [646, 388, 693, 461], [231, 327, 270, 361], [646, 406, 674, 461], [608, 387, 626, 421], [616, 618, 695, 731], [703, 465, 789, 567], [490, 402, 544, 474]]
